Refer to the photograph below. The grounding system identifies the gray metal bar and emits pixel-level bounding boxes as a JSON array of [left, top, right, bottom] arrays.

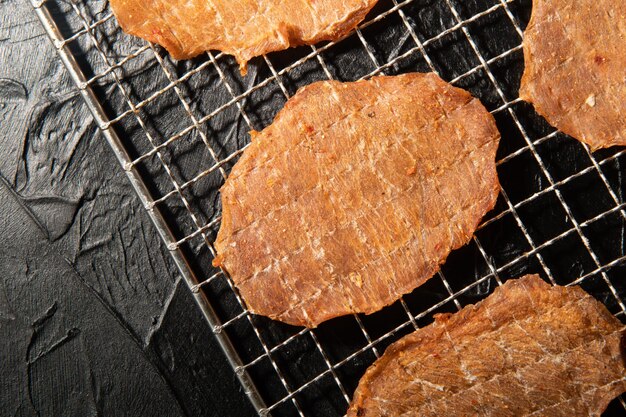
[[30, 1, 269, 414]]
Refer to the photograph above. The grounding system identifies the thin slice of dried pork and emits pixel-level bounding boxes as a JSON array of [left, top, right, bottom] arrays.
[[520, 0, 626, 149], [109, 0, 378, 73], [213, 73, 500, 327], [347, 274, 626, 417]]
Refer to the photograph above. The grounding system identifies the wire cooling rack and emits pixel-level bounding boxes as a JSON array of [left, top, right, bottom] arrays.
[[32, 0, 626, 415]]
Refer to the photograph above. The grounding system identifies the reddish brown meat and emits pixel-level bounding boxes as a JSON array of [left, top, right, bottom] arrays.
[[214, 73, 500, 327], [347, 275, 626, 417], [520, 0, 626, 149], [109, 0, 378, 73]]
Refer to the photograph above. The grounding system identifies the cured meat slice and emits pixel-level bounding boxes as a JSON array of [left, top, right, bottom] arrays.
[[347, 275, 626, 417], [520, 0, 626, 149], [213, 73, 500, 327], [109, 0, 378, 73]]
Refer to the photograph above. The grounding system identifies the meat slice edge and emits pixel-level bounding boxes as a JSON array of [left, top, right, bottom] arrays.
[[520, 0, 626, 149], [215, 72, 500, 327], [109, 0, 379, 73], [347, 274, 626, 417]]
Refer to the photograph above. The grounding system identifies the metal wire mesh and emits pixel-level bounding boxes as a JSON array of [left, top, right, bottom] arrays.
[[32, 0, 626, 415]]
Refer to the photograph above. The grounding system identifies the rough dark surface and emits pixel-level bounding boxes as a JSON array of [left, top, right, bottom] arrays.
[[0, 1, 255, 416], [2, 0, 626, 416]]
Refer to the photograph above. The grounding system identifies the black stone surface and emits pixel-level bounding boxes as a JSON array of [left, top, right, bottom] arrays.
[[2, 0, 626, 416], [0, 1, 255, 415]]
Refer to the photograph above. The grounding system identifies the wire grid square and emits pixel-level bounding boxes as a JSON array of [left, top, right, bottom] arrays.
[[32, 0, 626, 415]]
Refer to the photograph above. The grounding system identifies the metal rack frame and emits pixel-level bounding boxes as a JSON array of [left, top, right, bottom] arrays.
[[31, 0, 626, 415]]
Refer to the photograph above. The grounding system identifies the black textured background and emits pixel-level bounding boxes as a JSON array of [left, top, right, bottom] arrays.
[[2, 0, 626, 416], [0, 1, 254, 416]]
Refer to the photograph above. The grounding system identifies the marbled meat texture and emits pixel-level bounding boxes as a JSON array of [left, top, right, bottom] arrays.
[[213, 73, 500, 327], [520, 0, 626, 149], [347, 275, 626, 417], [109, 0, 378, 73]]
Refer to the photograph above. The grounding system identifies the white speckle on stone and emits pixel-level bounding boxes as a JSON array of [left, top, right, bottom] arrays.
[[586, 94, 596, 107]]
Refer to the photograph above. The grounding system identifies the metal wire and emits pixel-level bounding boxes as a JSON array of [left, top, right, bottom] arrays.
[[32, 0, 626, 415]]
